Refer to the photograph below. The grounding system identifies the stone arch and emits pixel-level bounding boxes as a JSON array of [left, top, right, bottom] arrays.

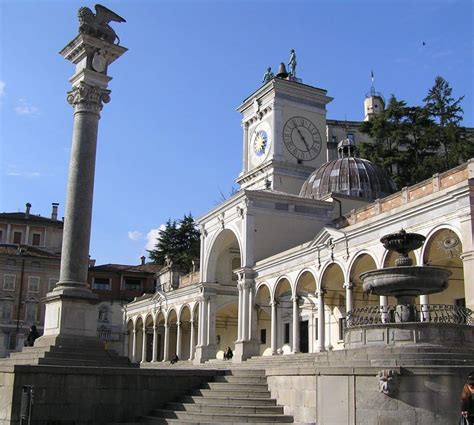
[[204, 228, 242, 284], [215, 301, 238, 358], [126, 319, 134, 360], [294, 270, 318, 354], [422, 227, 464, 306], [255, 282, 272, 356], [154, 311, 166, 361], [179, 304, 193, 360], [320, 262, 345, 350], [143, 314, 154, 362], [135, 316, 144, 363], [274, 277, 293, 354], [166, 309, 179, 360], [349, 252, 379, 308]]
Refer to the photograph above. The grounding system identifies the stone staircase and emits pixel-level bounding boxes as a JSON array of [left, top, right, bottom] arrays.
[[120, 369, 293, 424], [0, 344, 134, 367]]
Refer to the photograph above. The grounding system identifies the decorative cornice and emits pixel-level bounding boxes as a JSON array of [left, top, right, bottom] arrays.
[[67, 82, 111, 114]]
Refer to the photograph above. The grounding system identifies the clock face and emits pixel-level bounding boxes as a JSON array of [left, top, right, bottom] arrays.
[[283, 116, 322, 161], [253, 130, 269, 157]]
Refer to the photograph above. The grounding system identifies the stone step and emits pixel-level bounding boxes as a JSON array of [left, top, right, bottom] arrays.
[[159, 403, 284, 415], [202, 382, 269, 391], [213, 375, 268, 384], [141, 410, 293, 423], [138, 420, 290, 425], [178, 395, 277, 406], [190, 388, 272, 398]]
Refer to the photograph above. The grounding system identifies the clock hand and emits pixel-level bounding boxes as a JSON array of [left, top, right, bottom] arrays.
[[296, 127, 311, 152]]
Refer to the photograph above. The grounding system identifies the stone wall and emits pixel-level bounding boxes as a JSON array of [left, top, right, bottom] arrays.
[[0, 365, 221, 425], [265, 365, 469, 425]]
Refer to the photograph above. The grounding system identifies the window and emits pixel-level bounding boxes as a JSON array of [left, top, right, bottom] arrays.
[[48, 278, 58, 292], [124, 278, 141, 291], [92, 277, 111, 291], [338, 317, 346, 341], [27, 277, 40, 293], [3, 275, 15, 291], [13, 232, 22, 244], [284, 323, 290, 344], [260, 329, 267, 344], [32, 233, 41, 246], [1, 303, 12, 321], [25, 303, 37, 322]]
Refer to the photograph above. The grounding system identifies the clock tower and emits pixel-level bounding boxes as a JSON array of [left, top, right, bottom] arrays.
[[236, 77, 333, 195]]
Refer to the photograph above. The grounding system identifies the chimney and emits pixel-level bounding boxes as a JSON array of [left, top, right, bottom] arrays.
[[25, 202, 32, 218], [140, 256, 146, 265], [51, 203, 59, 220]]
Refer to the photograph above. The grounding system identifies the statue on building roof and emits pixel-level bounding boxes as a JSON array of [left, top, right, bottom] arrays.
[[262, 67, 274, 83], [288, 49, 297, 78], [78, 4, 126, 45]]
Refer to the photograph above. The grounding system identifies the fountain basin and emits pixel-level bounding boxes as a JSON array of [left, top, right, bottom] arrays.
[[361, 266, 451, 298]]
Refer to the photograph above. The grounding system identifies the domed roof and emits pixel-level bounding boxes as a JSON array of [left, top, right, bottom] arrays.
[[299, 138, 397, 200]]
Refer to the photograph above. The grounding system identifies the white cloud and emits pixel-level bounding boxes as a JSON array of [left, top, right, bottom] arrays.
[[145, 225, 166, 251], [0, 80, 5, 97], [14, 98, 39, 116], [127, 230, 143, 241], [6, 171, 42, 178]]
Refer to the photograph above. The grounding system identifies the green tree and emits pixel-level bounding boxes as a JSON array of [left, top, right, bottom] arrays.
[[359, 77, 469, 187], [423, 76, 470, 168], [148, 214, 200, 272]]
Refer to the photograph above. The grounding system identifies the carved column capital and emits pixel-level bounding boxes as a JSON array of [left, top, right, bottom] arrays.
[[343, 281, 355, 290], [315, 289, 326, 298], [67, 82, 111, 114]]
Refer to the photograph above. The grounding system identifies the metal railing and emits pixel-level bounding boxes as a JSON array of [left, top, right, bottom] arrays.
[[346, 304, 474, 328]]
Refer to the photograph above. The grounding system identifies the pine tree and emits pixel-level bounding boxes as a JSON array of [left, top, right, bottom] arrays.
[[148, 214, 200, 272]]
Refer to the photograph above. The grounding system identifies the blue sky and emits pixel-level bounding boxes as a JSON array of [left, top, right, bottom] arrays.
[[0, 0, 472, 265]]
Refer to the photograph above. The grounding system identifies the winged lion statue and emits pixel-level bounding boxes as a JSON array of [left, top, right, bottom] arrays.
[[78, 4, 126, 45]]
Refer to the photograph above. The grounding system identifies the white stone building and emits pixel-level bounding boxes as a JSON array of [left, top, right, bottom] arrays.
[[125, 76, 473, 364]]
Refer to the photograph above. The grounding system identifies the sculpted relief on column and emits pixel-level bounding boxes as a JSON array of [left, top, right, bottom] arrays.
[[67, 82, 111, 114]]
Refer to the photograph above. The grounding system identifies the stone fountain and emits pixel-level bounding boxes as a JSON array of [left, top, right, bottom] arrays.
[[361, 229, 451, 322]]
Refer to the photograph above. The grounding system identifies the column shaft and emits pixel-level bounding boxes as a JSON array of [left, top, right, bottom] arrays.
[[141, 328, 147, 363], [152, 326, 157, 362], [344, 282, 354, 314], [59, 110, 100, 288], [189, 320, 195, 361], [292, 296, 300, 354], [271, 301, 277, 355], [248, 288, 254, 341], [237, 285, 243, 341], [317, 291, 325, 352], [131, 329, 137, 362], [242, 284, 249, 341], [176, 322, 182, 358], [163, 324, 169, 361]]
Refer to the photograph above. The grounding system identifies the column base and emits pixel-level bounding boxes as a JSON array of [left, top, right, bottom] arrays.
[[233, 339, 260, 363], [193, 344, 217, 364]]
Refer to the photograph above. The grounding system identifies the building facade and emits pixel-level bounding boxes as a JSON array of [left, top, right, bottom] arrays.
[[125, 76, 473, 365]]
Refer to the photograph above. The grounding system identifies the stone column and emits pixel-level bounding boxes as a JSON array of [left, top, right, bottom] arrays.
[[141, 328, 147, 363], [151, 325, 158, 362], [248, 286, 254, 341], [40, 29, 127, 349], [131, 329, 137, 363], [189, 319, 195, 361], [420, 294, 430, 322], [163, 324, 169, 362], [176, 321, 182, 359], [316, 290, 325, 352], [461, 250, 474, 310], [380, 296, 389, 323], [271, 301, 277, 355], [242, 283, 249, 341], [343, 281, 354, 314], [237, 283, 243, 341], [292, 296, 300, 354]]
